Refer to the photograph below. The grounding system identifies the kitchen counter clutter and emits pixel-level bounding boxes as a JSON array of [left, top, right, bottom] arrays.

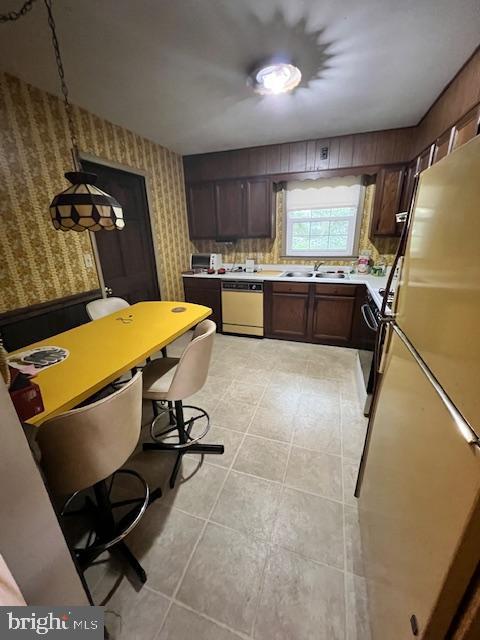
[[183, 264, 393, 348], [183, 264, 391, 310]]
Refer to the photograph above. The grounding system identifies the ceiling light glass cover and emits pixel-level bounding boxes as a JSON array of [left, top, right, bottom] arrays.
[[252, 62, 302, 95], [49, 172, 124, 232]]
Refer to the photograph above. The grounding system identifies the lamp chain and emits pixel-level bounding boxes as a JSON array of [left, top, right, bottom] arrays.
[[0, 0, 38, 22], [1, 0, 80, 171], [43, 0, 80, 170]]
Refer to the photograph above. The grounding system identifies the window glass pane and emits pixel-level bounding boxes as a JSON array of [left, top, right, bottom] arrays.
[[336, 207, 356, 216], [310, 236, 329, 250], [310, 221, 330, 236], [328, 235, 348, 249], [330, 220, 349, 235], [292, 221, 310, 235], [292, 236, 309, 250], [289, 210, 312, 219], [310, 207, 356, 218]]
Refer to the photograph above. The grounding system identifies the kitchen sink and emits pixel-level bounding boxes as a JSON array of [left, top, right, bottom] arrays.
[[315, 272, 349, 279], [282, 271, 314, 277]]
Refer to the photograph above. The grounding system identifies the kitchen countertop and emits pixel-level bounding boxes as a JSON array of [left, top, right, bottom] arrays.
[[183, 265, 391, 311]]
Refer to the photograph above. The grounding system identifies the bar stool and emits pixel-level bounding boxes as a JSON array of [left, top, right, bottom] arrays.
[[142, 319, 224, 488], [36, 372, 152, 584], [86, 297, 130, 320]]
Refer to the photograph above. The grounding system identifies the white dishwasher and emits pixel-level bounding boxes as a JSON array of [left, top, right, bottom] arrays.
[[221, 280, 264, 336]]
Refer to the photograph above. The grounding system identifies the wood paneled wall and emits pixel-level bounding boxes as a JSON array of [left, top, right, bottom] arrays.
[[184, 128, 414, 183], [413, 47, 480, 156], [185, 46, 480, 179]]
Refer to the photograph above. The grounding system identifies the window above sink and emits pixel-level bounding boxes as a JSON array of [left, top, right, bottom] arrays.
[[284, 176, 364, 258]]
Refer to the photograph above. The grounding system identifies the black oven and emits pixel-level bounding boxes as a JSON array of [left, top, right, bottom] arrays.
[[359, 290, 382, 416]]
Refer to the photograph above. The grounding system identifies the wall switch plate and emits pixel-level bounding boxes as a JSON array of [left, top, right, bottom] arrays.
[[83, 253, 94, 268]]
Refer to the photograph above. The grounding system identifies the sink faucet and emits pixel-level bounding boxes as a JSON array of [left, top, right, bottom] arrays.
[[313, 261, 324, 271]]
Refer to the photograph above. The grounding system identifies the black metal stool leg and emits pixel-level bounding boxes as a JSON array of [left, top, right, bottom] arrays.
[[116, 541, 147, 584], [92, 480, 147, 584], [143, 400, 224, 489], [148, 487, 163, 505], [170, 452, 183, 489], [186, 443, 225, 454]]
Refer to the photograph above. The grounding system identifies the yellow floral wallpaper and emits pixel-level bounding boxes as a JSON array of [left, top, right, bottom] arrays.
[[0, 73, 190, 313], [192, 186, 398, 267]]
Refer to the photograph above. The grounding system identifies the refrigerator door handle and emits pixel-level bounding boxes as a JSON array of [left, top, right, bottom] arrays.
[[392, 324, 480, 448]]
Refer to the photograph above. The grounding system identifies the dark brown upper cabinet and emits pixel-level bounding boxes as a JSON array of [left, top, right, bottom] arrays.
[[432, 130, 453, 164], [187, 182, 217, 239], [370, 165, 405, 237], [451, 106, 480, 152], [398, 160, 418, 216], [416, 145, 435, 174], [214, 180, 244, 239], [187, 178, 275, 240], [244, 178, 273, 238]]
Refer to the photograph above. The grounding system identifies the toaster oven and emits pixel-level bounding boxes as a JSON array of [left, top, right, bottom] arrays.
[[190, 253, 223, 271]]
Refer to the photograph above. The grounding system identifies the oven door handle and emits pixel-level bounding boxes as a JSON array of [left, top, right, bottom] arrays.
[[361, 304, 379, 332]]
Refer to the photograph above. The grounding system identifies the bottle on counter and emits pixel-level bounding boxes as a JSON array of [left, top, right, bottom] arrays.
[[357, 250, 372, 274]]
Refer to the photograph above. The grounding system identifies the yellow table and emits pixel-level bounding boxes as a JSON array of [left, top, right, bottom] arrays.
[[12, 301, 211, 426]]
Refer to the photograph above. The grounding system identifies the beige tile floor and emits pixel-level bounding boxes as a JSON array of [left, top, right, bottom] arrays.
[[87, 332, 371, 640]]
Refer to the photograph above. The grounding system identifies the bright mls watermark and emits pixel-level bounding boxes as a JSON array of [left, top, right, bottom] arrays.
[[0, 607, 103, 638]]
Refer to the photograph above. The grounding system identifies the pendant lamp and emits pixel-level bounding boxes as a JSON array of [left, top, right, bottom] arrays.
[[41, 0, 124, 232]]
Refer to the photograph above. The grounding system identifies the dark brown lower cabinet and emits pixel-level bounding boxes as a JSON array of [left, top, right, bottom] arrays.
[[265, 281, 362, 347], [264, 282, 310, 341], [183, 277, 222, 330], [311, 295, 356, 345]]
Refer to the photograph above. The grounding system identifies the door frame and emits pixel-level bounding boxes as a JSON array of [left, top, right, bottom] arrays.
[[79, 151, 162, 300]]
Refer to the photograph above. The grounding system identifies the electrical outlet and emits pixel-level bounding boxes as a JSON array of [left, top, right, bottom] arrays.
[[83, 253, 94, 269]]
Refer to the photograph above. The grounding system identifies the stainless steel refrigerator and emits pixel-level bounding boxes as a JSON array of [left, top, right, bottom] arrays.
[[356, 135, 480, 639]]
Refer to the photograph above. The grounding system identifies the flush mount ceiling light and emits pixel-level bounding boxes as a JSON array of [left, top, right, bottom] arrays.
[[250, 62, 302, 96], [1, 0, 124, 232]]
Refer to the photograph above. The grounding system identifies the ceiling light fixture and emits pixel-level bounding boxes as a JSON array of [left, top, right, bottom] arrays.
[[250, 62, 302, 96], [1, 0, 124, 232]]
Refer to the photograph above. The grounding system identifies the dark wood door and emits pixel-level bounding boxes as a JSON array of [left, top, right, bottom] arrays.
[[214, 180, 244, 239], [82, 160, 160, 303], [370, 165, 405, 237], [245, 178, 273, 238], [187, 182, 217, 239], [264, 282, 310, 341], [183, 277, 222, 330], [311, 295, 356, 345]]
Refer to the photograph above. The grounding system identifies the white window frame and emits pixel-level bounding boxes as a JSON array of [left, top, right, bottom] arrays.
[[284, 181, 364, 258]]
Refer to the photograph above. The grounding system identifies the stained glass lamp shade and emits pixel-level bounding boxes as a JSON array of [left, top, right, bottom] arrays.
[[49, 171, 124, 232]]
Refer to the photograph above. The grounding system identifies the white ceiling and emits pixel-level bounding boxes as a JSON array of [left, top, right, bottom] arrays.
[[1, 0, 479, 155]]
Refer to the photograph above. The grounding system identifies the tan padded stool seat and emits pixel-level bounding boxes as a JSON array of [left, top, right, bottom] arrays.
[[142, 357, 179, 400]]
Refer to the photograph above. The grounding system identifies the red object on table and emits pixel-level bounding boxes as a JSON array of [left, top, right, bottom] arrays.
[[8, 368, 44, 422]]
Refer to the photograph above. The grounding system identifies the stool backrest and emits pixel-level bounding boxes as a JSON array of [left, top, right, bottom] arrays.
[[36, 372, 143, 496], [86, 297, 130, 320], [166, 319, 216, 401]]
